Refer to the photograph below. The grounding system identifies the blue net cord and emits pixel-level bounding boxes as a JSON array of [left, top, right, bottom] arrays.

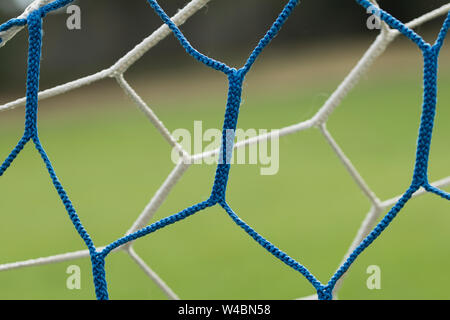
[[0, 18, 27, 35], [0, 0, 448, 300]]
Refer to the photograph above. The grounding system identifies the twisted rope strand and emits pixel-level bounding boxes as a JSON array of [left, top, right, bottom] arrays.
[[433, 12, 450, 52], [241, 0, 299, 75], [147, 0, 231, 74], [220, 201, 322, 290]]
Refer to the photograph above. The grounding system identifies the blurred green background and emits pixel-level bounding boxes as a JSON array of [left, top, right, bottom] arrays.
[[0, 0, 449, 300]]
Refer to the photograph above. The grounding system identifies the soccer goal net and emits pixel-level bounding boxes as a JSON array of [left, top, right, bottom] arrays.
[[0, 0, 449, 300]]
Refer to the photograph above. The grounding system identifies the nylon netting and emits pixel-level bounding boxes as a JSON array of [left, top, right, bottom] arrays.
[[0, 0, 449, 300]]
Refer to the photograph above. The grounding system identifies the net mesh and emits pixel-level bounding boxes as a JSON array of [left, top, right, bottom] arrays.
[[0, 0, 449, 300]]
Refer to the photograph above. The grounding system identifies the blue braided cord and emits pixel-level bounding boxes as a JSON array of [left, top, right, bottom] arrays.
[[0, 18, 27, 33], [324, 1, 450, 295], [0, 18, 27, 44], [32, 135, 96, 251], [412, 49, 438, 187], [147, 0, 232, 74], [209, 0, 300, 198], [0, 136, 30, 176], [0, 8, 101, 297], [424, 184, 450, 201], [101, 200, 213, 257], [434, 13, 450, 54], [40, 0, 76, 16], [28, 9, 96, 254], [0, 0, 76, 44], [356, 0, 428, 50], [219, 200, 322, 290], [1, 0, 449, 300], [210, 69, 244, 201], [104, 0, 303, 296], [91, 252, 108, 300], [241, 0, 299, 75], [327, 187, 418, 290]]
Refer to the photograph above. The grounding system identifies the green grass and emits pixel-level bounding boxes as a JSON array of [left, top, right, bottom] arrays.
[[0, 44, 449, 300]]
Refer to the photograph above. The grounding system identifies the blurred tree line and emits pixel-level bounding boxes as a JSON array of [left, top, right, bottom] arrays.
[[0, 0, 448, 93]]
